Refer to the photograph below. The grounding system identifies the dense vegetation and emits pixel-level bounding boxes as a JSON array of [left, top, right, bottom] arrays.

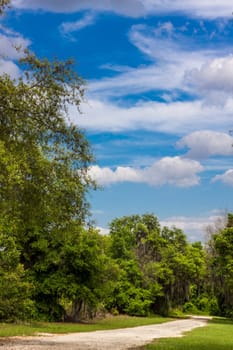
[[0, 1, 233, 323]]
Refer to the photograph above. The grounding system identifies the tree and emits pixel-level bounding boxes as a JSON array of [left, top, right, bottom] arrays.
[[0, 49, 95, 224], [208, 213, 233, 317], [107, 214, 161, 316], [27, 227, 111, 321], [0, 2, 98, 319]]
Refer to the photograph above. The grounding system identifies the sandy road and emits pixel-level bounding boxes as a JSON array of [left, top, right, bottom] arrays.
[[0, 317, 210, 350]]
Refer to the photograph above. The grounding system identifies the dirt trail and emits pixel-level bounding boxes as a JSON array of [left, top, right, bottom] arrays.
[[0, 316, 210, 350]]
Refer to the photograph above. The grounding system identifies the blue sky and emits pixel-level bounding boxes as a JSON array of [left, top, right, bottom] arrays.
[[2, 1, 233, 241]]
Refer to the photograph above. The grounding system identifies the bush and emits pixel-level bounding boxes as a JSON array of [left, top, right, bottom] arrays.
[[209, 297, 220, 316], [125, 298, 152, 316], [196, 296, 210, 312], [183, 302, 198, 314]]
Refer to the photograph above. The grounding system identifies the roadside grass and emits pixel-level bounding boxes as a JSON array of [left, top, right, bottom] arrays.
[[0, 315, 172, 337], [143, 318, 233, 350]]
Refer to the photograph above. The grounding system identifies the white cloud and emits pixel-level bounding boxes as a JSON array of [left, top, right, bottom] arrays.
[[60, 12, 96, 36], [0, 59, 20, 78], [71, 97, 233, 134], [0, 27, 30, 78], [160, 212, 226, 242], [186, 56, 233, 91], [81, 24, 233, 134], [12, 0, 145, 17], [89, 156, 203, 187], [212, 169, 233, 186], [185, 56, 233, 103], [90, 61, 192, 98], [145, 156, 203, 186], [177, 130, 233, 159], [153, 21, 174, 36], [128, 23, 180, 61], [89, 165, 141, 185], [0, 33, 30, 60], [96, 226, 110, 235], [143, 1, 233, 19], [89, 23, 230, 100], [12, 0, 233, 18]]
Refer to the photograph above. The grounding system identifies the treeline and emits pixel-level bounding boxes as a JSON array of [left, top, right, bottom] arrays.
[[0, 1, 233, 322], [106, 213, 233, 318], [1, 195, 233, 321]]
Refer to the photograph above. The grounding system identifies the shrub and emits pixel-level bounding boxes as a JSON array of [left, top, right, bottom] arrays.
[[183, 302, 198, 314]]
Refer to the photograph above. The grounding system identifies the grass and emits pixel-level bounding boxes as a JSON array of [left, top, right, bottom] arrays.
[[0, 315, 171, 337], [142, 318, 233, 350]]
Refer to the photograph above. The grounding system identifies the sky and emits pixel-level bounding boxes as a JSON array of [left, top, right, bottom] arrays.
[[1, 1, 233, 241]]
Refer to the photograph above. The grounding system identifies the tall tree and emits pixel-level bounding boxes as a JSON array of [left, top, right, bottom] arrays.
[[0, 2, 97, 319], [208, 213, 233, 317]]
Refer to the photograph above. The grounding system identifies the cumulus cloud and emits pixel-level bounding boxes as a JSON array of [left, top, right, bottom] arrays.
[[89, 165, 141, 185], [145, 156, 203, 186], [60, 12, 96, 36], [212, 169, 233, 186], [185, 56, 233, 103], [89, 156, 203, 187], [12, 0, 233, 18], [177, 130, 233, 159]]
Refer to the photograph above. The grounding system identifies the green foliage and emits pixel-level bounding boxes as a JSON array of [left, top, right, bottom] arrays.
[[208, 214, 233, 317], [107, 214, 207, 317], [209, 298, 220, 316], [108, 280, 152, 316], [0, 232, 34, 321], [1, 2, 232, 322], [60, 228, 112, 321]]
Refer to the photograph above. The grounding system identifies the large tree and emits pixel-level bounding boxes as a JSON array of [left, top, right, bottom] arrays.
[[0, 2, 99, 320], [208, 213, 233, 317]]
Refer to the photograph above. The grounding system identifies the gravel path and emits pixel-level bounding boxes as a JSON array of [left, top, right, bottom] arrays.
[[0, 317, 210, 350]]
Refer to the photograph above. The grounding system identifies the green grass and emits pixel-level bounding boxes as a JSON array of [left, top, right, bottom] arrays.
[[143, 318, 233, 350], [0, 315, 171, 337]]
